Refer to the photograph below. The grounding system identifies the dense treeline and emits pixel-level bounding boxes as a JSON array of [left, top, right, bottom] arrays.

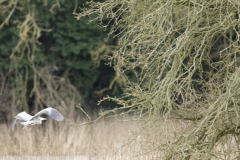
[[0, 0, 119, 122]]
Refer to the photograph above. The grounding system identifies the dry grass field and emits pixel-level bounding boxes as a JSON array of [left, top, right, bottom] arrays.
[[0, 110, 189, 160]]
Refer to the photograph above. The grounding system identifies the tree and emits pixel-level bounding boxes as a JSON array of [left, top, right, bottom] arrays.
[[0, 0, 115, 121], [76, 0, 240, 159]]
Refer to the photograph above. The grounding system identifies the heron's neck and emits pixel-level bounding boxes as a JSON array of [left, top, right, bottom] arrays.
[[40, 117, 47, 120]]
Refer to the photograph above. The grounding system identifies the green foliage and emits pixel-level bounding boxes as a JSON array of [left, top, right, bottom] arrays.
[[37, 2, 107, 97], [0, 0, 116, 118], [76, 0, 240, 159]]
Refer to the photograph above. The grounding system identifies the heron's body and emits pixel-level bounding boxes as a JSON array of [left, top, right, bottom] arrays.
[[20, 117, 47, 126], [12, 107, 64, 131]]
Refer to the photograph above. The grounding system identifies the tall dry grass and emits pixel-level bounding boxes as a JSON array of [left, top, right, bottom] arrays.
[[0, 108, 188, 159]]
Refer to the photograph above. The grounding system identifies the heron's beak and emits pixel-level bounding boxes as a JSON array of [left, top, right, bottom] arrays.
[[40, 117, 47, 120]]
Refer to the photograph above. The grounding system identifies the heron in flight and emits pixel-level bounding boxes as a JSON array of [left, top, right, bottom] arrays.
[[12, 107, 64, 131]]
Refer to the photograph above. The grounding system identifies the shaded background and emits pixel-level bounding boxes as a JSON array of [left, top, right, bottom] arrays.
[[0, 0, 121, 122]]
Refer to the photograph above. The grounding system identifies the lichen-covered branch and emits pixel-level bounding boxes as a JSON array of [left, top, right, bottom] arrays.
[[76, 0, 240, 159]]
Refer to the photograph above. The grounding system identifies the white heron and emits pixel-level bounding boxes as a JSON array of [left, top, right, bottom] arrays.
[[12, 107, 64, 131]]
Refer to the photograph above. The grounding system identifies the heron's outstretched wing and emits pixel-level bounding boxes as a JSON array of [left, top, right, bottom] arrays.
[[12, 118, 18, 131], [12, 112, 33, 132], [33, 107, 64, 121], [14, 112, 33, 121]]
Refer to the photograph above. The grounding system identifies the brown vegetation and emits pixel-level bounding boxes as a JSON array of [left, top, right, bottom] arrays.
[[0, 109, 187, 159]]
